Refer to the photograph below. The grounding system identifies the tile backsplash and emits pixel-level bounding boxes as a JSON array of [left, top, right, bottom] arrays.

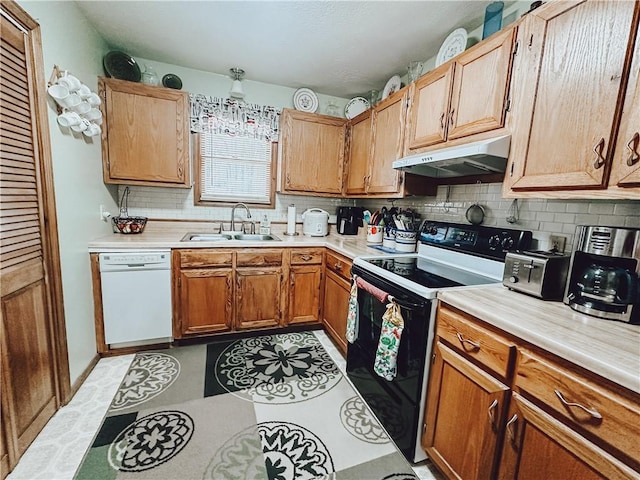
[[121, 183, 639, 254]]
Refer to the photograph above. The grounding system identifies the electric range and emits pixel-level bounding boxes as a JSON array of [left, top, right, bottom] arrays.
[[347, 221, 532, 463]]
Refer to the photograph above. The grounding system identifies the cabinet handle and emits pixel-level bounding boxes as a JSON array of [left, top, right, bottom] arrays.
[[506, 413, 519, 444], [456, 332, 480, 350], [592, 138, 606, 169], [301, 255, 313, 261], [487, 399, 499, 431], [440, 112, 445, 130], [554, 389, 602, 420], [626, 132, 639, 166], [334, 262, 342, 271], [448, 108, 456, 127]]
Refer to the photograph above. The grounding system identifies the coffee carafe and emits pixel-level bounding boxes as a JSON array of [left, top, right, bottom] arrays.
[[564, 226, 640, 324]]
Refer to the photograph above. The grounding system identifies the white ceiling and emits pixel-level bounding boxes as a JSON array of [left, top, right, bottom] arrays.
[[75, 0, 500, 98]]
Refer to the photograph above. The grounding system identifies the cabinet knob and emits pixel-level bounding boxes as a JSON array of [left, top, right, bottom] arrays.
[[626, 132, 639, 167], [592, 138, 606, 169]]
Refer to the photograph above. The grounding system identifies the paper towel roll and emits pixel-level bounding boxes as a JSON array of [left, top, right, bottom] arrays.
[[287, 205, 296, 235]]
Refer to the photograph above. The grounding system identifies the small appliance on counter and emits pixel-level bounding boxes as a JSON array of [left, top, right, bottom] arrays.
[[336, 206, 363, 235], [301, 208, 329, 236], [564, 225, 640, 324], [503, 250, 570, 299]]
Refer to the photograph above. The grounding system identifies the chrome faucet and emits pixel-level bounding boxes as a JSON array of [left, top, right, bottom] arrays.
[[231, 203, 252, 232]]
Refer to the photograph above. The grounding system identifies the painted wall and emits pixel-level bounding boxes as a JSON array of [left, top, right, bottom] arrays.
[[21, 0, 116, 385]]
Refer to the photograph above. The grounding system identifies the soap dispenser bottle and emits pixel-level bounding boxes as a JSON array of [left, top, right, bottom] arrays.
[[260, 215, 271, 235]]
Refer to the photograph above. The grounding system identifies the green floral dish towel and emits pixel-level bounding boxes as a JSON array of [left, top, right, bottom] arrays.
[[374, 299, 405, 381], [346, 276, 358, 343]]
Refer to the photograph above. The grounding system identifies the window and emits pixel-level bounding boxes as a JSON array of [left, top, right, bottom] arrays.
[[190, 94, 280, 207], [195, 132, 276, 206]]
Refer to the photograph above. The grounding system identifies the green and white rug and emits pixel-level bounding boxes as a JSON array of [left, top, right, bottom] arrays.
[[74, 331, 418, 480]]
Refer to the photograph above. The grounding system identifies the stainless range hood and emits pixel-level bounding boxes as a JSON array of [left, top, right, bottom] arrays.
[[393, 135, 511, 178]]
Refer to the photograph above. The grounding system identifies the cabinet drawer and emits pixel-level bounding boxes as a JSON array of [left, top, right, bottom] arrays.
[[516, 349, 640, 462], [325, 250, 352, 280], [437, 304, 515, 379], [178, 250, 233, 268], [237, 249, 283, 267], [290, 249, 323, 265]]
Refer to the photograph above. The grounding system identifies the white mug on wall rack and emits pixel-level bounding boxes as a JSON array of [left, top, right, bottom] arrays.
[[57, 110, 82, 128], [83, 123, 101, 137], [86, 92, 101, 107], [47, 84, 69, 106], [77, 84, 91, 99], [71, 118, 91, 133], [58, 72, 81, 92], [72, 100, 91, 115], [61, 93, 81, 109], [84, 108, 102, 122]]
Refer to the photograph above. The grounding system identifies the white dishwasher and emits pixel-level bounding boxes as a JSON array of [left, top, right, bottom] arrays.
[[99, 250, 172, 346]]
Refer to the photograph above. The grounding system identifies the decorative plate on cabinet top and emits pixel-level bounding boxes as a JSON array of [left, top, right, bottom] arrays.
[[103, 51, 141, 82], [436, 28, 468, 66], [162, 73, 183, 90], [382, 75, 402, 100], [344, 97, 370, 119], [293, 87, 319, 112]]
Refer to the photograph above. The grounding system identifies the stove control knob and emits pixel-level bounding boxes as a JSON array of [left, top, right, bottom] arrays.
[[509, 276, 518, 283], [488, 235, 501, 248], [502, 236, 515, 250]]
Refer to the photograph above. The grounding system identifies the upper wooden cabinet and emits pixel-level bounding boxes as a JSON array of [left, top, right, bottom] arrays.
[[405, 27, 515, 156], [280, 108, 347, 195], [344, 88, 437, 197], [98, 77, 190, 188], [504, 0, 640, 199]]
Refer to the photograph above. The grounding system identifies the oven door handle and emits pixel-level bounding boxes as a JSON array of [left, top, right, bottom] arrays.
[[389, 296, 428, 311]]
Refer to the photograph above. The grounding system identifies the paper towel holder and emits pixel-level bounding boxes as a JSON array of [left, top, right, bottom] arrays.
[[284, 204, 299, 236]]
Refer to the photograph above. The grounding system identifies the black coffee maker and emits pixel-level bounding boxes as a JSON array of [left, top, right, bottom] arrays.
[[336, 206, 363, 235], [564, 225, 640, 324]]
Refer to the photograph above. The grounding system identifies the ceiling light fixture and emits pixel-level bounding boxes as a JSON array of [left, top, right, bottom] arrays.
[[229, 67, 245, 99]]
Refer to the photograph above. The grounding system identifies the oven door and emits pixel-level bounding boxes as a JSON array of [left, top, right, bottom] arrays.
[[347, 265, 432, 461]]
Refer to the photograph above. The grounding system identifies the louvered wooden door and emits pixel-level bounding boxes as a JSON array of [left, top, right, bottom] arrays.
[[1, 4, 65, 476]]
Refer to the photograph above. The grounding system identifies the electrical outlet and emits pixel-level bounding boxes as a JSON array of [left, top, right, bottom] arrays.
[[100, 204, 111, 222], [549, 235, 566, 253]]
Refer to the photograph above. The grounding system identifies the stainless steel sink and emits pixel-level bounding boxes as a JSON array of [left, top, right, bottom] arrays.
[[180, 233, 280, 242], [233, 234, 280, 241], [181, 233, 233, 241]]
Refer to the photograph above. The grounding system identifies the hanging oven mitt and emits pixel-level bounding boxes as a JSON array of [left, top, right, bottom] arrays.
[[374, 299, 405, 381], [346, 275, 359, 344]]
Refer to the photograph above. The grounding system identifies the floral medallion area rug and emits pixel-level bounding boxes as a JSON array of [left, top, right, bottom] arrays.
[[74, 331, 418, 480]]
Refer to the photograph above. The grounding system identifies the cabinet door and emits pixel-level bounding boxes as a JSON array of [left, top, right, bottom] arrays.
[[100, 78, 190, 187], [321, 268, 350, 356], [345, 110, 372, 195], [423, 342, 509, 480], [405, 63, 454, 151], [509, 1, 636, 191], [177, 269, 233, 336], [368, 89, 407, 194], [288, 265, 322, 325], [448, 27, 515, 140], [236, 268, 283, 329], [281, 109, 346, 194], [498, 393, 637, 480], [610, 25, 640, 188]]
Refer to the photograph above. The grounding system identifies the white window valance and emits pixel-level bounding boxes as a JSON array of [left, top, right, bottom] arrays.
[[189, 94, 280, 141]]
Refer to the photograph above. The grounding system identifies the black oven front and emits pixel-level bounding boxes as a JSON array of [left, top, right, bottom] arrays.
[[347, 264, 434, 462]]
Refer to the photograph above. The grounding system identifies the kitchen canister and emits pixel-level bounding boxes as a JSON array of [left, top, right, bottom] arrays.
[[382, 227, 396, 249], [394, 229, 418, 252], [367, 225, 383, 244]]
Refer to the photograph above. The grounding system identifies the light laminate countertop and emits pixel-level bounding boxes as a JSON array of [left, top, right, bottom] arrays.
[[438, 287, 640, 394], [88, 221, 384, 259]]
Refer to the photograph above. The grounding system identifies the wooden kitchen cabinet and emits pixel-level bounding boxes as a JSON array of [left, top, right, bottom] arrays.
[[280, 109, 347, 195], [504, 0, 640, 199], [344, 110, 372, 195], [233, 250, 284, 330], [321, 250, 352, 356], [287, 249, 324, 325], [426, 302, 640, 480], [172, 250, 233, 336], [405, 27, 515, 156], [423, 304, 513, 480], [98, 77, 190, 188]]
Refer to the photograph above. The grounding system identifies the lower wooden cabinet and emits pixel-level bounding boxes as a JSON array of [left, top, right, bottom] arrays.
[[499, 393, 637, 480], [423, 341, 509, 480], [425, 303, 640, 480], [321, 250, 352, 355], [287, 249, 324, 325], [236, 268, 283, 329]]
